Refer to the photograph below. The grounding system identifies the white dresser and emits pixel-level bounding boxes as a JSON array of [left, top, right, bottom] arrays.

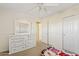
[[9, 33, 36, 54]]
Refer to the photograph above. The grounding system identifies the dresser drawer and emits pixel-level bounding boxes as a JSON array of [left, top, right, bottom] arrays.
[[11, 45, 26, 53], [11, 43, 25, 48], [11, 39, 26, 44]]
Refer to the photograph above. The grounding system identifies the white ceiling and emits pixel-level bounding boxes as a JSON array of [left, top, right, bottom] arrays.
[[0, 3, 78, 21]]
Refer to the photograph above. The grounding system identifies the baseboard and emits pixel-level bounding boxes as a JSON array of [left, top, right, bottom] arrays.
[[0, 50, 9, 53]]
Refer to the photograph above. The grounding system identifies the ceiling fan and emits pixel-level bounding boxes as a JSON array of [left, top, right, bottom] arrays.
[[36, 3, 59, 19], [37, 3, 59, 11]]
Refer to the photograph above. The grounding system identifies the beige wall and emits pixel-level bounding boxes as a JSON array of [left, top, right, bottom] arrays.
[[0, 11, 15, 52], [0, 9, 36, 52], [41, 5, 79, 50]]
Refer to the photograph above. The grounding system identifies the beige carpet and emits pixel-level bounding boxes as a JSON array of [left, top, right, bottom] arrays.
[[0, 41, 48, 56]]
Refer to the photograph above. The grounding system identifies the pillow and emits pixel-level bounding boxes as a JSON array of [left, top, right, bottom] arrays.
[[44, 50, 56, 56]]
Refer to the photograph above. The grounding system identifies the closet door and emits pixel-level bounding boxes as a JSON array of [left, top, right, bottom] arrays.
[[28, 23, 36, 48], [42, 22, 48, 44], [49, 22, 53, 46], [49, 21, 62, 50], [63, 15, 79, 53]]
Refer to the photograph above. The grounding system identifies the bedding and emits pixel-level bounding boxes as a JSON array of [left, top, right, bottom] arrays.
[[41, 47, 79, 56]]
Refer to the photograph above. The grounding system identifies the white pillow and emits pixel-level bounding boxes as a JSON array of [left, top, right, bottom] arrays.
[[44, 50, 56, 56]]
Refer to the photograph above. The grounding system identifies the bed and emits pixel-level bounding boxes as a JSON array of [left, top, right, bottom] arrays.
[[41, 47, 79, 56]]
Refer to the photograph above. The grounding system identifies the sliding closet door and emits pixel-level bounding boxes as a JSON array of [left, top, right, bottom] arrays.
[[42, 22, 48, 44], [49, 22, 53, 46], [63, 15, 79, 53], [29, 23, 36, 47], [49, 21, 62, 50]]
